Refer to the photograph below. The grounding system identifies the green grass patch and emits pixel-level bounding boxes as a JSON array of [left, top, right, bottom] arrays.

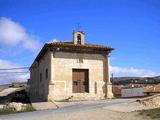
[[21, 104, 36, 112], [0, 104, 36, 115], [140, 108, 160, 119], [0, 107, 16, 115]]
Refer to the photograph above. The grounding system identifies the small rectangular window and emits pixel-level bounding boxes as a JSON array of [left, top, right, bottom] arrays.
[[46, 69, 48, 79], [40, 73, 42, 82], [77, 54, 83, 63]]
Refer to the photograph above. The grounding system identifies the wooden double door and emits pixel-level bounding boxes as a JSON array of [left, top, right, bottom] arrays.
[[72, 69, 89, 93]]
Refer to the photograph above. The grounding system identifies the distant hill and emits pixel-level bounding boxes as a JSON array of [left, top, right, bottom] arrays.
[[0, 84, 10, 92], [0, 82, 27, 92], [112, 76, 160, 85]]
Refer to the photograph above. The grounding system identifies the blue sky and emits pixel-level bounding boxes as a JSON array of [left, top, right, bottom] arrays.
[[0, 0, 160, 83]]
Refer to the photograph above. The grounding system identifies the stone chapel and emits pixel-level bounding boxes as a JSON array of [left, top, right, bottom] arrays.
[[28, 31, 114, 101]]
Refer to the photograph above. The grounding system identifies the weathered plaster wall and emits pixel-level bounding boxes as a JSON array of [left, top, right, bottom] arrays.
[[29, 51, 52, 101], [30, 50, 110, 101], [48, 51, 108, 101]]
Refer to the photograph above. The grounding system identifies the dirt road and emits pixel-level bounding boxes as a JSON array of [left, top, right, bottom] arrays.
[[0, 99, 151, 120]]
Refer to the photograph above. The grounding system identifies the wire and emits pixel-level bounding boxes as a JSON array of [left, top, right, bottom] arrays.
[[0, 67, 29, 70], [0, 72, 29, 74]]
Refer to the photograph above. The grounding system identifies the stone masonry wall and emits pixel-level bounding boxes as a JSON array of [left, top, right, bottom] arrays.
[[29, 51, 52, 101], [140, 95, 160, 107], [48, 51, 107, 101]]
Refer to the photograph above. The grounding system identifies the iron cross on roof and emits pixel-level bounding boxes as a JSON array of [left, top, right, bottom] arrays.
[[75, 22, 82, 31]]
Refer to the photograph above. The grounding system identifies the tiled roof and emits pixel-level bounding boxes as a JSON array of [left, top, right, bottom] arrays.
[[112, 86, 122, 96], [46, 42, 114, 51], [30, 41, 114, 68]]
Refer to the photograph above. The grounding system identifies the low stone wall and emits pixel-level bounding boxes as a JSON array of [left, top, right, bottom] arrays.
[[138, 94, 160, 107], [4, 102, 27, 111]]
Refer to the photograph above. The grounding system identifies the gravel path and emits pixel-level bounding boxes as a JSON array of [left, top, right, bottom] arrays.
[[0, 99, 152, 120], [40, 109, 150, 120], [0, 109, 150, 120]]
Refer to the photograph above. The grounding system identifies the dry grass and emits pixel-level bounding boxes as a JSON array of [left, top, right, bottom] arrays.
[[139, 108, 160, 119], [0, 104, 36, 115]]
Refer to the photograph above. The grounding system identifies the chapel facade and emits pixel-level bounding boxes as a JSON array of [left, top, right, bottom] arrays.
[[28, 31, 114, 101]]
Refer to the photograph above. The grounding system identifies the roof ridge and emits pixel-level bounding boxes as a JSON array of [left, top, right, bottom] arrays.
[[46, 41, 73, 44]]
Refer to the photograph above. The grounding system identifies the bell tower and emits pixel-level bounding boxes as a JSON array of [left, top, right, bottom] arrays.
[[73, 31, 85, 45]]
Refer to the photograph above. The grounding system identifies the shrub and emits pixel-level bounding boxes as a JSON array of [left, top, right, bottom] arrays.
[[0, 104, 35, 115], [140, 108, 160, 119]]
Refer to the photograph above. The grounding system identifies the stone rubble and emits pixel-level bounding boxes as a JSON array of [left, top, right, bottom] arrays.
[[4, 102, 27, 111], [138, 94, 160, 107]]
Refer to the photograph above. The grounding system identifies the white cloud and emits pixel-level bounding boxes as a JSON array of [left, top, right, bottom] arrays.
[[110, 65, 160, 77], [0, 17, 40, 51], [0, 59, 29, 84], [22, 36, 40, 51], [48, 38, 58, 42]]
